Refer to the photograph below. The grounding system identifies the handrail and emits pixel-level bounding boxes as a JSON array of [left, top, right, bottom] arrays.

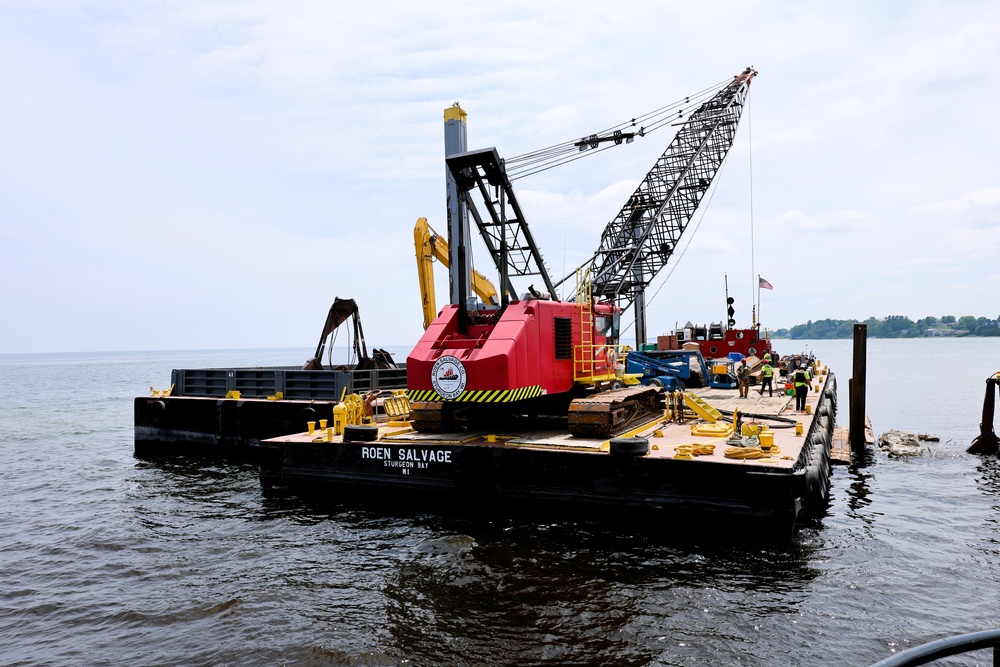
[[867, 629, 1000, 666]]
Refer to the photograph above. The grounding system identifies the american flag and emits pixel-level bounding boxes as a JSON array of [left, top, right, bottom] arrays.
[[759, 276, 774, 290]]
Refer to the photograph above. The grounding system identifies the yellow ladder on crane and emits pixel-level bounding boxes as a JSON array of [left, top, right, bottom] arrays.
[[575, 268, 594, 381]]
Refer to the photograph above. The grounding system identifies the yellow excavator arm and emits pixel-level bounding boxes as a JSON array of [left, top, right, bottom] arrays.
[[414, 217, 499, 329]]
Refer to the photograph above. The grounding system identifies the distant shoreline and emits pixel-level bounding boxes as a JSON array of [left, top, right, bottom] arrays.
[[771, 333, 993, 340], [770, 315, 1000, 340]]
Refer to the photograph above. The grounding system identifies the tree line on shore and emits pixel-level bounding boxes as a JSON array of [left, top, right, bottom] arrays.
[[772, 315, 1000, 339]]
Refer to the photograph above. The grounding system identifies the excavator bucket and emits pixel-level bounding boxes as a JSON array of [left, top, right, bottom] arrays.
[[303, 297, 391, 371], [968, 375, 1000, 455], [304, 297, 360, 370]]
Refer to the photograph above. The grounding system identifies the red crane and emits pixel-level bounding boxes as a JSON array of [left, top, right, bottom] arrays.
[[407, 68, 757, 435]]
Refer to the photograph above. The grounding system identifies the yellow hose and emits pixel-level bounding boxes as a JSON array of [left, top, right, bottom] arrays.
[[724, 444, 781, 459]]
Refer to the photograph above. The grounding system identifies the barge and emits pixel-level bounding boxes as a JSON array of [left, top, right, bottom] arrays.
[[134, 363, 407, 455], [259, 358, 838, 532], [135, 70, 855, 532], [134, 297, 406, 456]]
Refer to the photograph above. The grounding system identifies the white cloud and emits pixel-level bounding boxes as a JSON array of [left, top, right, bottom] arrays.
[[773, 208, 877, 235], [2, 0, 1000, 351], [910, 188, 1000, 217]]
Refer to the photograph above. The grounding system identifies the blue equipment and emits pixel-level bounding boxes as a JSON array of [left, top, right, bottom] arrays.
[[625, 350, 737, 390]]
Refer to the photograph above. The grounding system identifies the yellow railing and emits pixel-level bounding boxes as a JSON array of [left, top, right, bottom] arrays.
[[573, 343, 625, 383]]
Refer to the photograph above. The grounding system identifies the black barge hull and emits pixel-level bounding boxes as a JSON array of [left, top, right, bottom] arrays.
[[259, 437, 830, 529]]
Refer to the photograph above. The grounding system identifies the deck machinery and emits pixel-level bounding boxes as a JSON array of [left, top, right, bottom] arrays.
[[407, 68, 757, 438]]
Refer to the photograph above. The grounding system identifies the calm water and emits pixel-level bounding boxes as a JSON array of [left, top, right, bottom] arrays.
[[2, 340, 999, 666]]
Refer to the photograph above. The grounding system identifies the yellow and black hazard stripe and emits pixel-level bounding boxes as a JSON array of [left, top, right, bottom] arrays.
[[408, 385, 543, 403]]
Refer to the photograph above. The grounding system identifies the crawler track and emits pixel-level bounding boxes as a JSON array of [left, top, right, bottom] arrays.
[[410, 386, 665, 438], [410, 401, 447, 432], [567, 385, 665, 438]]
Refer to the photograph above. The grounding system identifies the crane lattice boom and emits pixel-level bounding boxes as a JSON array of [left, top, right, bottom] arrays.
[[588, 67, 757, 309]]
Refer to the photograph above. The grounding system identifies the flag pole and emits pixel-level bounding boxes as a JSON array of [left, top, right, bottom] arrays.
[[757, 274, 762, 327]]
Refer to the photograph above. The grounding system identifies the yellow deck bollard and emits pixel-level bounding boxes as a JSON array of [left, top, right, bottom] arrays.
[[333, 403, 347, 435], [759, 431, 774, 450]]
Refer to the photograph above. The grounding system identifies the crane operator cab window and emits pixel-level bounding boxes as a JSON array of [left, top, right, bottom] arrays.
[[594, 313, 620, 344]]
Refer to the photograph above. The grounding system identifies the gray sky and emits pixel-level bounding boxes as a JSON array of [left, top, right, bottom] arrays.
[[2, 1, 998, 353]]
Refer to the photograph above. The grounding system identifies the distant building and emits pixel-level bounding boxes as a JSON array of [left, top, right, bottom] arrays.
[[924, 328, 963, 337]]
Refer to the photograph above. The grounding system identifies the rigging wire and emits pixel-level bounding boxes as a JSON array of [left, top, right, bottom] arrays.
[[506, 78, 728, 166], [327, 327, 338, 368], [327, 323, 348, 368], [504, 78, 731, 181], [506, 92, 719, 179], [748, 98, 756, 325]]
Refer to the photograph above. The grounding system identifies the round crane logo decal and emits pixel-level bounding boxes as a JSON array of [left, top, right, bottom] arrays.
[[431, 355, 467, 400]]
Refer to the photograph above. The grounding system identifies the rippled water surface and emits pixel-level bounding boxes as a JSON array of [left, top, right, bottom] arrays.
[[2, 340, 1000, 666]]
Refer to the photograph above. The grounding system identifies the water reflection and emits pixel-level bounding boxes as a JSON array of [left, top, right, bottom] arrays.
[[131, 455, 259, 495], [974, 457, 1000, 561], [132, 458, 839, 666], [377, 519, 825, 665], [975, 456, 1000, 497], [127, 455, 262, 534], [845, 464, 876, 517]]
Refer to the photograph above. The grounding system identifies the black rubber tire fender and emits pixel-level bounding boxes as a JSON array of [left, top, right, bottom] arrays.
[[343, 424, 379, 442], [817, 414, 830, 436], [298, 407, 318, 426], [148, 399, 167, 424], [802, 429, 829, 500], [609, 436, 649, 456], [808, 427, 830, 453]]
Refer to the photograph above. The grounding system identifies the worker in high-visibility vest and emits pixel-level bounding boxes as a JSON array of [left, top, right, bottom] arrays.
[[793, 364, 811, 411], [737, 358, 751, 398], [758, 361, 775, 397]]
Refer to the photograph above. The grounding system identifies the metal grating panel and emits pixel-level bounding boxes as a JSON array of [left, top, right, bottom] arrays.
[[554, 316, 573, 360]]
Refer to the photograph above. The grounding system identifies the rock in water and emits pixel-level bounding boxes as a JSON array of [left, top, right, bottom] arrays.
[[877, 429, 926, 457], [918, 433, 940, 442]]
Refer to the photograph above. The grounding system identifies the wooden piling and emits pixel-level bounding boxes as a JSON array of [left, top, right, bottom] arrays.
[[850, 323, 868, 452]]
